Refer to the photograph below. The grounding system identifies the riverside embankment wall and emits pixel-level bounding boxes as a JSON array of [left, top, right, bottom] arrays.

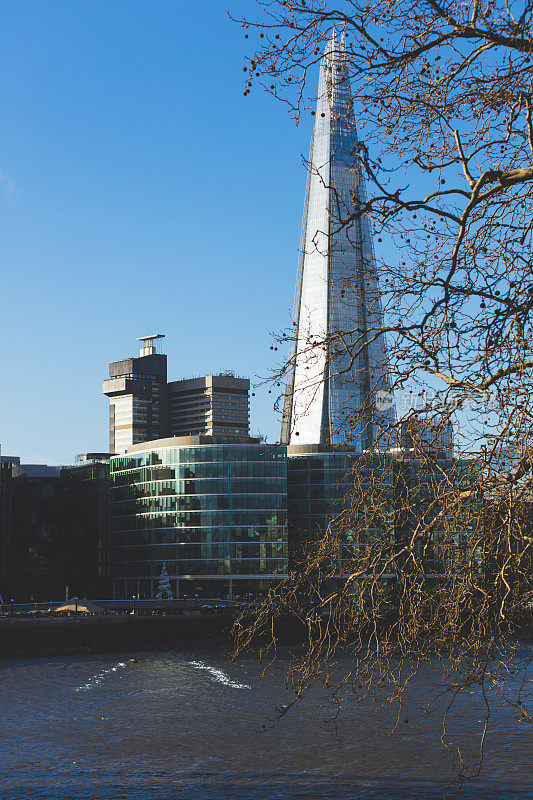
[[1, 613, 530, 658], [0, 614, 304, 657]]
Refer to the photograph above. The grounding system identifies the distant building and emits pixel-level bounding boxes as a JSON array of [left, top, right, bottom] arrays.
[[0, 455, 20, 465], [0, 459, 21, 588], [286, 445, 478, 576], [103, 336, 250, 453], [59, 456, 110, 598], [286, 444, 360, 566], [109, 436, 287, 599], [276, 33, 471, 578], [74, 452, 110, 465], [103, 334, 168, 454], [398, 417, 453, 458], [19, 464, 61, 478], [281, 31, 395, 448], [167, 373, 249, 438], [0, 456, 109, 602], [0, 462, 65, 601]]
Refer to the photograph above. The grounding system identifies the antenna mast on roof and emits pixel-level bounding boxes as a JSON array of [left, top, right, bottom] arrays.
[[137, 334, 165, 357]]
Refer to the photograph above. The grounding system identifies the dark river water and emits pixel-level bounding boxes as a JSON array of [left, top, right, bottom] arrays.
[[0, 646, 531, 799]]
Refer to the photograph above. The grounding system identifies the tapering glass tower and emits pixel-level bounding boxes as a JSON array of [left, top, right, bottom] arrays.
[[281, 31, 395, 449]]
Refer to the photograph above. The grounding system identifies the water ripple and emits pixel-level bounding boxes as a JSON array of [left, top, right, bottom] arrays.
[[189, 660, 251, 689], [75, 661, 128, 692]]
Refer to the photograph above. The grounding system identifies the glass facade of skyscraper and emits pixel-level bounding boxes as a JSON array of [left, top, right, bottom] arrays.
[[109, 439, 288, 599], [282, 31, 395, 448]]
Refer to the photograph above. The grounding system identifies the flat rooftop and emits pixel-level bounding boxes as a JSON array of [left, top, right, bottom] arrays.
[[119, 434, 265, 453]]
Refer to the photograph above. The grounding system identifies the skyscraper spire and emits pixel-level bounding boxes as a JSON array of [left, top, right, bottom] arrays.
[[281, 31, 395, 449]]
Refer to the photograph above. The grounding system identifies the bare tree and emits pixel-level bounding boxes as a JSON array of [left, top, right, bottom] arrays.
[[232, 0, 533, 778]]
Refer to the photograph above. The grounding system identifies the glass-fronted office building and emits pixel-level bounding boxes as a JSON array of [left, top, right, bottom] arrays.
[[287, 446, 396, 571], [287, 445, 478, 576], [109, 436, 288, 599], [287, 445, 360, 555]]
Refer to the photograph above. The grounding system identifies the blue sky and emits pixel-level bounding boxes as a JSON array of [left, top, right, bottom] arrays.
[[0, 1, 312, 463]]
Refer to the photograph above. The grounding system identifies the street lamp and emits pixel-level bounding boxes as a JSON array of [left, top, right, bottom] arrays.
[[10, 598, 14, 616], [73, 597, 79, 614], [131, 595, 137, 615]]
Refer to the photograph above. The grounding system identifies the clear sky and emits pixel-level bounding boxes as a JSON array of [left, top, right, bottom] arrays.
[[0, 0, 312, 464]]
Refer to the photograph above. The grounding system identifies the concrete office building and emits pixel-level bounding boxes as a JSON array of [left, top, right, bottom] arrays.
[[103, 336, 250, 454], [167, 374, 249, 439], [103, 335, 168, 454]]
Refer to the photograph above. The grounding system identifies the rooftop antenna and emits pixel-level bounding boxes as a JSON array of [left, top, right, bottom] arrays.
[[137, 334, 165, 357]]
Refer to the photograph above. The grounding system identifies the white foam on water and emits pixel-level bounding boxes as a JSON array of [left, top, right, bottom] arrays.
[[189, 660, 251, 689], [75, 661, 128, 692]]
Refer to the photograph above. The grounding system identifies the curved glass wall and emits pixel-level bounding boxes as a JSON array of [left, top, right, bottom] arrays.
[[110, 443, 288, 598]]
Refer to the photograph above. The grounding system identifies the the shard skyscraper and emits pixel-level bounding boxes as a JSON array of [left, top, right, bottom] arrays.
[[281, 31, 395, 449]]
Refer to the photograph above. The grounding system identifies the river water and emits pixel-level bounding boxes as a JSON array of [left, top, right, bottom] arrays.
[[0, 646, 531, 799]]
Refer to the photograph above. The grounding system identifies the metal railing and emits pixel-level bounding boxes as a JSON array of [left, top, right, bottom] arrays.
[[0, 597, 246, 615]]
